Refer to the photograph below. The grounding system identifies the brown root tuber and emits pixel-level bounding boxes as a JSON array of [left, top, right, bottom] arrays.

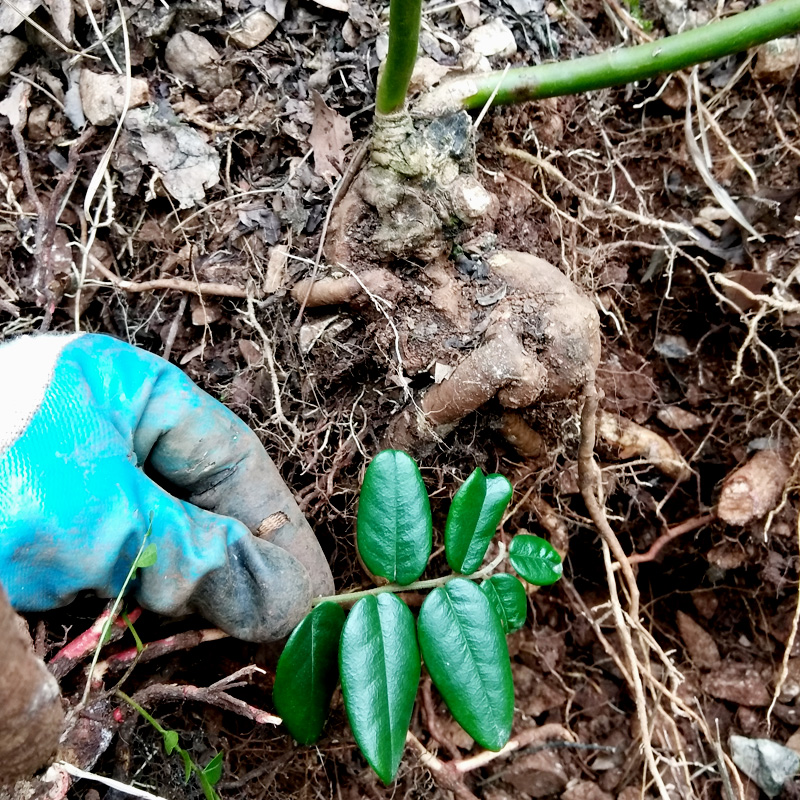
[[596, 409, 691, 482], [388, 251, 601, 446], [291, 268, 403, 309], [0, 586, 64, 783], [717, 449, 791, 526]]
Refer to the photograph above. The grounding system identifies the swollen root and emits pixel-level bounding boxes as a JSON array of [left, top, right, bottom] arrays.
[[0, 587, 64, 783]]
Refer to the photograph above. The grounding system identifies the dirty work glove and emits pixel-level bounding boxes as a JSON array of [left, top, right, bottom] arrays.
[[0, 333, 334, 642]]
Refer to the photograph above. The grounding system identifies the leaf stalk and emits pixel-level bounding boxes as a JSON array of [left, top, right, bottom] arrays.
[[311, 542, 507, 606], [415, 0, 800, 113]]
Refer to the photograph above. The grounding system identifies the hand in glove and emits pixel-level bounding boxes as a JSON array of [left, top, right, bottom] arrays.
[[0, 333, 333, 642]]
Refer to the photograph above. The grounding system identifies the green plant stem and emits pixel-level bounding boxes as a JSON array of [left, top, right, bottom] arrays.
[[375, 0, 422, 114], [425, 0, 800, 111], [80, 528, 152, 706], [311, 542, 506, 606], [116, 690, 168, 734]]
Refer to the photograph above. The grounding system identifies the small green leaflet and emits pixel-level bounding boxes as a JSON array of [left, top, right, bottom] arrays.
[[356, 450, 432, 585], [163, 729, 179, 754], [134, 542, 158, 570], [508, 534, 563, 585], [340, 594, 421, 784], [445, 469, 512, 575], [481, 574, 527, 634], [202, 753, 224, 786], [418, 579, 514, 751], [273, 602, 345, 744]]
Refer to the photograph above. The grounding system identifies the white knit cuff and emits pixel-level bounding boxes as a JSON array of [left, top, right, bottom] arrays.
[[0, 334, 81, 455]]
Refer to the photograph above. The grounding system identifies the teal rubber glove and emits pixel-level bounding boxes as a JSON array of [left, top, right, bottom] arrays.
[[0, 333, 333, 642]]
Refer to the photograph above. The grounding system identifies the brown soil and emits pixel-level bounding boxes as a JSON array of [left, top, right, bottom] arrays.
[[2, 0, 800, 798]]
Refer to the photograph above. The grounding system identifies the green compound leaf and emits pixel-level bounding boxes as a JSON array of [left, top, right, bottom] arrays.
[[418, 579, 513, 751], [356, 450, 432, 585], [481, 574, 527, 634], [340, 594, 421, 784], [509, 534, 563, 586], [445, 469, 513, 575], [273, 602, 346, 745]]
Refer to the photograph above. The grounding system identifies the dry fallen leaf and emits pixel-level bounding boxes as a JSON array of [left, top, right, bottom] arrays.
[[165, 31, 233, 96], [0, 35, 25, 78], [308, 90, 352, 187], [0, 80, 29, 127], [0, 0, 39, 33], [125, 106, 220, 208], [263, 244, 288, 295], [43, 0, 73, 43]]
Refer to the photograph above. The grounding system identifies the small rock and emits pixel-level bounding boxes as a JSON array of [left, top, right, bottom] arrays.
[[227, 10, 278, 48], [503, 751, 568, 797], [27, 104, 50, 140], [0, 35, 25, 78], [562, 782, 613, 800], [79, 70, 149, 125], [165, 31, 233, 96], [212, 87, 240, 113], [717, 450, 791, 526], [677, 611, 720, 669], [731, 735, 800, 798], [701, 662, 771, 706], [463, 18, 516, 58], [755, 37, 800, 81]]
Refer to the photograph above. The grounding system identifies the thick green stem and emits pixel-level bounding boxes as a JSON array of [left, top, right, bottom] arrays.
[[311, 542, 506, 606], [416, 0, 800, 114], [376, 0, 422, 114]]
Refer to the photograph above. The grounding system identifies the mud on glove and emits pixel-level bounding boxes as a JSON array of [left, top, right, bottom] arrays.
[[0, 333, 333, 642]]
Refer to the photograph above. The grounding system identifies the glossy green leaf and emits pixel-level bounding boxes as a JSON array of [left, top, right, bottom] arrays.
[[445, 469, 513, 574], [273, 602, 345, 744], [509, 534, 563, 586], [356, 450, 432, 585], [481, 574, 527, 634], [340, 594, 420, 784], [418, 579, 513, 751]]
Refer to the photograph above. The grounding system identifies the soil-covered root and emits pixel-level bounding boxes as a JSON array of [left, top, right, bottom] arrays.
[[0, 587, 64, 784], [325, 109, 495, 265], [595, 409, 691, 482], [388, 251, 601, 446], [717, 448, 793, 525], [292, 268, 403, 309]]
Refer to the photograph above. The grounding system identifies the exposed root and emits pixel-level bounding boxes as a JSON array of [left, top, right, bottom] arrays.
[[717, 449, 792, 526], [0, 587, 64, 783], [291, 268, 403, 309], [596, 408, 692, 482], [387, 250, 601, 447], [499, 412, 545, 460]]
